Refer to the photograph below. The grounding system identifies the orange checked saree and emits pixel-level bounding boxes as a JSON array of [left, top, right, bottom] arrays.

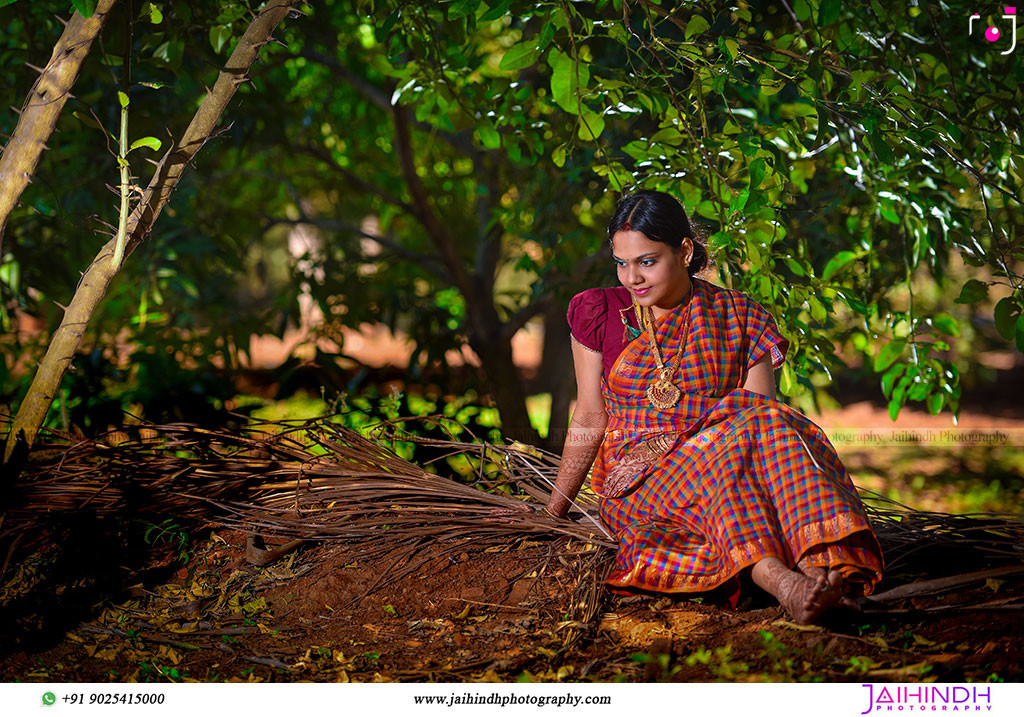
[[567, 278, 883, 595]]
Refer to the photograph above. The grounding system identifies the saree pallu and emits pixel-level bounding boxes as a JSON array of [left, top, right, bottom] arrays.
[[590, 279, 884, 594]]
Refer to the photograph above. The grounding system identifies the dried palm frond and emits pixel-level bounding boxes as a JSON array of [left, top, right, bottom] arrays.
[[858, 489, 1024, 576], [4, 418, 614, 553], [6, 416, 1024, 593]]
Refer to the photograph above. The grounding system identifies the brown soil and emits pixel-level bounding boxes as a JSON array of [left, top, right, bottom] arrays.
[[2, 526, 1021, 684]]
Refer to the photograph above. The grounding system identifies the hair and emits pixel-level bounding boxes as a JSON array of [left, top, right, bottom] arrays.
[[607, 189, 710, 278]]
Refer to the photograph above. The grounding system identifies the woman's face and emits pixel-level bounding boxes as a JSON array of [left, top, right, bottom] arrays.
[[611, 230, 693, 316]]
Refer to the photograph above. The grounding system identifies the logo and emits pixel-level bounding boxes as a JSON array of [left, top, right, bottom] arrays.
[[970, 8, 1018, 54], [860, 684, 993, 713]]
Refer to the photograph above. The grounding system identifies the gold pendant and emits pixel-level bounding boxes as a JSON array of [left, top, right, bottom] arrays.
[[646, 377, 681, 410]]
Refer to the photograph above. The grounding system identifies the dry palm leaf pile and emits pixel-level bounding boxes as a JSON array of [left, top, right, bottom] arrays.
[[4, 415, 1024, 624]]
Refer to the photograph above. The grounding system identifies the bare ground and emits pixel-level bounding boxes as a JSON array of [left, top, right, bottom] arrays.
[[2, 524, 1022, 684]]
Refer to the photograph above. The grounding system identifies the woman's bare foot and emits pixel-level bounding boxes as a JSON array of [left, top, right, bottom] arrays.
[[800, 564, 861, 612], [752, 557, 847, 624]]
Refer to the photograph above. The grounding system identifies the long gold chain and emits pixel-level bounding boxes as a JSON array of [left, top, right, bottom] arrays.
[[637, 285, 694, 410]]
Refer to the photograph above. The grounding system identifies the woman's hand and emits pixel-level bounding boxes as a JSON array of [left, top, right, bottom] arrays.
[[484, 502, 537, 522]]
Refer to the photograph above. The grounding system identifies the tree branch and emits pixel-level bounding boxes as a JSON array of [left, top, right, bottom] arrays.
[[502, 295, 554, 341], [298, 49, 392, 111], [0, 0, 118, 255], [472, 150, 504, 302], [392, 104, 474, 299], [122, 1, 301, 257], [297, 49, 476, 157], [261, 214, 452, 284], [291, 143, 414, 215], [4, 0, 301, 465]]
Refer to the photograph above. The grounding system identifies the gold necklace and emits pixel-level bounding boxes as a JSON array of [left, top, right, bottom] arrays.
[[637, 285, 694, 410]]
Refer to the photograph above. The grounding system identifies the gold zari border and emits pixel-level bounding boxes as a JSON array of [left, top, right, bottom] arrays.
[[606, 512, 883, 595]]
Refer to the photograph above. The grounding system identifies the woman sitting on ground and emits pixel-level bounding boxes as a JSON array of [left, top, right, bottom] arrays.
[[545, 189, 883, 624]]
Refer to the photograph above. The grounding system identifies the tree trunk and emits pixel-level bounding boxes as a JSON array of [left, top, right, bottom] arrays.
[[468, 327, 541, 448], [0, 0, 118, 256], [537, 301, 572, 453], [3, 0, 301, 466]]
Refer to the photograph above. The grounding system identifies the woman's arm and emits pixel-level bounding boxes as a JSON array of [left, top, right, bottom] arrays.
[[743, 353, 776, 400], [545, 338, 607, 517]]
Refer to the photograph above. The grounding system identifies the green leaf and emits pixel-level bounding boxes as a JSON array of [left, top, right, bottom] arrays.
[[72, 110, 107, 134], [738, 133, 761, 157], [822, 250, 857, 282], [709, 231, 736, 250], [907, 378, 929, 402], [1017, 314, 1024, 354], [893, 372, 912, 405], [779, 362, 798, 396], [71, 0, 97, 17], [0, 0, 21, 7], [746, 189, 766, 213], [868, 131, 894, 164], [879, 205, 901, 224], [888, 397, 902, 422], [818, 0, 841, 25], [499, 41, 540, 71], [650, 127, 683, 145], [729, 189, 749, 214], [479, 0, 513, 22], [685, 15, 710, 40], [551, 145, 566, 168], [759, 78, 786, 96], [447, 0, 480, 20], [808, 295, 827, 324], [550, 50, 589, 114], [129, 136, 162, 153], [147, 2, 163, 23], [953, 279, 989, 304], [838, 291, 868, 315], [881, 363, 905, 397], [474, 125, 500, 150], [718, 36, 739, 61], [994, 297, 1021, 340], [535, 19, 556, 52], [748, 158, 766, 190], [927, 392, 944, 415], [779, 102, 817, 118], [577, 107, 605, 141], [812, 108, 830, 147], [117, 91, 130, 108], [210, 25, 232, 55], [873, 340, 906, 373], [930, 312, 959, 337]]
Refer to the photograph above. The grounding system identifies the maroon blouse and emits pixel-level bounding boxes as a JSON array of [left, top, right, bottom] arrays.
[[567, 286, 638, 380]]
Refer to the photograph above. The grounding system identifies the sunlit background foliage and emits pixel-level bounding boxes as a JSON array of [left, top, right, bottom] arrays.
[[1, 0, 1022, 446]]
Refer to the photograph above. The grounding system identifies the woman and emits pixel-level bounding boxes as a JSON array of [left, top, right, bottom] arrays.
[[545, 190, 883, 624]]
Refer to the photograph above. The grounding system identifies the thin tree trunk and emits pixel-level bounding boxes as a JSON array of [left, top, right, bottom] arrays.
[[468, 327, 541, 447], [537, 301, 571, 453], [0, 0, 118, 256], [3, 0, 300, 466]]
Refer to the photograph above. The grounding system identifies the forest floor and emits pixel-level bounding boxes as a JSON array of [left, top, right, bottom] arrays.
[[2, 402, 1023, 684], [1, 526, 1023, 684]]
